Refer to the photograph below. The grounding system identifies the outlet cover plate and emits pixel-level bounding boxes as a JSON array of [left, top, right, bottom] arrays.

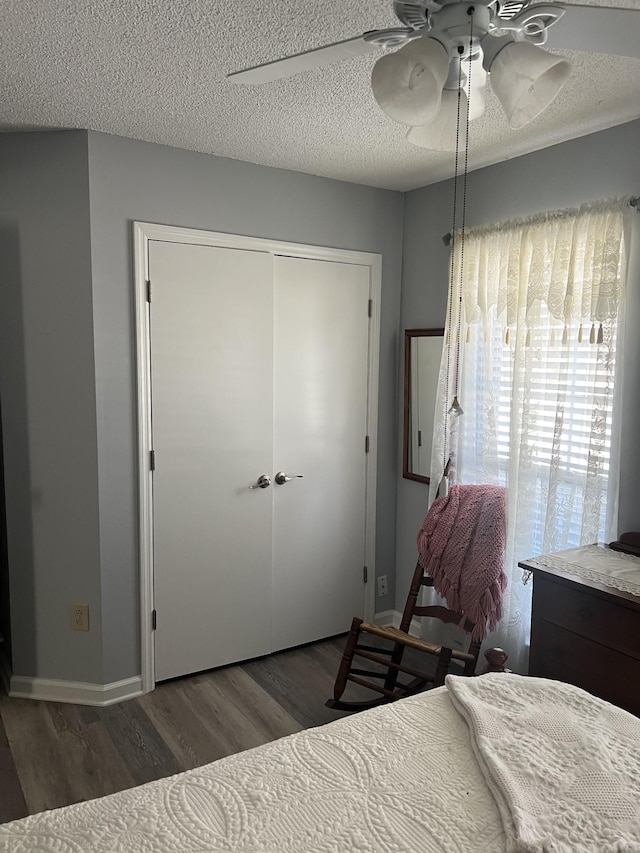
[[71, 603, 90, 631], [376, 575, 388, 597]]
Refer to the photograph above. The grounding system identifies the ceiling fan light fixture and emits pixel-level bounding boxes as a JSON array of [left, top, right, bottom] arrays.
[[488, 40, 571, 129], [406, 87, 468, 151], [371, 36, 449, 127]]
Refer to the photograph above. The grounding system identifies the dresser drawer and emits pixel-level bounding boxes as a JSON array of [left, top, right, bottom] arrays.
[[531, 621, 640, 716], [534, 575, 640, 659]]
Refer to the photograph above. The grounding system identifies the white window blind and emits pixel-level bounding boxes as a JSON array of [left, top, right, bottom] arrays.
[[463, 310, 616, 554]]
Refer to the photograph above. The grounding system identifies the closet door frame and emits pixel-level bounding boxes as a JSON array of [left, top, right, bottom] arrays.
[[133, 222, 381, 694]]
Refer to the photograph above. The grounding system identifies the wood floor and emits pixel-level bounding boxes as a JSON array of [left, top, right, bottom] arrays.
[[0, 635, 358, 825]]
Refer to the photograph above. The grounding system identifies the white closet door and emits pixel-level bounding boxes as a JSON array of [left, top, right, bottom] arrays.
[[149, 241, 274, 682], [272, 256, 370, 650]]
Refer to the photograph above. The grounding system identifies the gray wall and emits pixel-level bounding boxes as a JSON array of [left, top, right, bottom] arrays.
[[86, 131, 404, 682], [395, 119, 640, 607], [0, 131, 103, 682], [0, 400, 12, 662], [0, 129, 403, 686], [3, 120, 637, 685]]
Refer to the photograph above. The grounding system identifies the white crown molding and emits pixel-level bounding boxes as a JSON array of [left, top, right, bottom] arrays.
[[9, 675, 143, 706]]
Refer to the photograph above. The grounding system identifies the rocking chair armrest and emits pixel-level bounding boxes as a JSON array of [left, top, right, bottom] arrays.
[[358, 623, 475, 663]]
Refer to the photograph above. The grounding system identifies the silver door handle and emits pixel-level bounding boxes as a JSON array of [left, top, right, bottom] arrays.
[[249, 474, 271, 489], [275, 471, 303, 485]]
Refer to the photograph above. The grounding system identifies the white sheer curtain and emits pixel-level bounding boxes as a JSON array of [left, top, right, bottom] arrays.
[[429, 198, 630, 673]]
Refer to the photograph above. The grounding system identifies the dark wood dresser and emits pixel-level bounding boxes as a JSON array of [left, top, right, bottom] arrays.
[[523, 546, 640, 716]]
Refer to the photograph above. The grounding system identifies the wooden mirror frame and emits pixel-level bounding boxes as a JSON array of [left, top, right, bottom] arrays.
[[403, 328, 444, 485]]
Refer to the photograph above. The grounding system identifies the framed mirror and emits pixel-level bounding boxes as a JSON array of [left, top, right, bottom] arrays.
[[403, 328, 444, 484]]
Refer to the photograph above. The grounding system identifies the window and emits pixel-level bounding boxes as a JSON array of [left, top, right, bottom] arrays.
[[462, 309, 616, 553], [430, 198, 629, 672]]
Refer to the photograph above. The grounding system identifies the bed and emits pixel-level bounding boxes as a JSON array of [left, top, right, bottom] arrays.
[[1, 674, 639, 852]]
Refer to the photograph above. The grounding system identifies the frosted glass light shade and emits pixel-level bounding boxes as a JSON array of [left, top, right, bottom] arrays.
[[371, 37, 449, 127], [406, 88, 468, 151], [467, 66, 486, 121], [489, 41, 571, 129]]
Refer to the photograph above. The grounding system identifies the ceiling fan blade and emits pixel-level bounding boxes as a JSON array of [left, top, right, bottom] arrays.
[[227, 34, 382, 84], [545, 4, 640, 59]]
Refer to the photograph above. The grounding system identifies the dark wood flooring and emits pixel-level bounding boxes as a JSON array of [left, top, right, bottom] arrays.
[[0, 635, 361, 825]]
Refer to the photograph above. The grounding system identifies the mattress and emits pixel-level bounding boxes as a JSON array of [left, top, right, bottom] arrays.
[[0, 686, 505, 852]]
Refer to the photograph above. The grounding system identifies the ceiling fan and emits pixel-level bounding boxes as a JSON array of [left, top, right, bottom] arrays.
[[228, 0, 640, 150]]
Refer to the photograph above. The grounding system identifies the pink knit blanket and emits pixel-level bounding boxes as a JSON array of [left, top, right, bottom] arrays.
[[417, 484, 507, 641]]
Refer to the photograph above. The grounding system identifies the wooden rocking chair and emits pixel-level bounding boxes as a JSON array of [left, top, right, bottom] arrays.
[[327, 558, 503, 712]]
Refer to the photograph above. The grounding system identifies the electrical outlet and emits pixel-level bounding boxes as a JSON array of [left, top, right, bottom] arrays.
[[71, 603, 90, 631], [376, 574, 388, 597]]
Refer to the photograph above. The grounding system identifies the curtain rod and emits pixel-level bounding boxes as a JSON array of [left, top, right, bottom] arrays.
[[442, 195, 640, 247]]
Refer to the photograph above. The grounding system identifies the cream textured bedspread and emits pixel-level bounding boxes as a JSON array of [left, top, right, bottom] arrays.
[[3, 676, 639, 852], [0, 687, 505, 852]]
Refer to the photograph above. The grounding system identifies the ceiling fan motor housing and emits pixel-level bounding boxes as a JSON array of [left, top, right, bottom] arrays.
[[428, 2, 494, 60]]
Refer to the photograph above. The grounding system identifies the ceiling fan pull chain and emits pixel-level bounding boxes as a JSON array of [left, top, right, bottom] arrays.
[[443, 44, 467, 469], [452, 10, 474, 410]]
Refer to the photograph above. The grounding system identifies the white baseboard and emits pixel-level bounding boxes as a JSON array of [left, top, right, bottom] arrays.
[[9, 674, 143, 706], [373, 610, 421, 636], [373, 609, 396, 627]]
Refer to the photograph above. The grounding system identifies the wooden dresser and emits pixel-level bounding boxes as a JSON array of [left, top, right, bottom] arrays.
[[523, 546, 640, 716]]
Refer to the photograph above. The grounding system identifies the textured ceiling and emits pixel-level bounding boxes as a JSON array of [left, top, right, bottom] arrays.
[[1, 0, 639, 190]]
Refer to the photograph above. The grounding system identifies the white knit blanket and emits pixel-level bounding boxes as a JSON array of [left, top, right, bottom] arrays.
[[446, 674, 640, 853]]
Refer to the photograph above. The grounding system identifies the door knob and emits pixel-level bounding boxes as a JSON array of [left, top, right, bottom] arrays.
[[275, 471, 303, 485], [249, 474, 271, 489]]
